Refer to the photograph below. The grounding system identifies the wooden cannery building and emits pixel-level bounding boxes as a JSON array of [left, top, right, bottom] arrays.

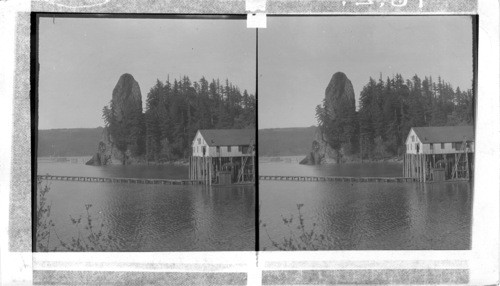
[[403, 126, 474, 182], [189, 129, 255, 185]]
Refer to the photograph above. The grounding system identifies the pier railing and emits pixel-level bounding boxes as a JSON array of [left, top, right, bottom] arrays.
[[38, 174, 418, 185], [37, 175, 203, 185], [259, 175, 417, 183]]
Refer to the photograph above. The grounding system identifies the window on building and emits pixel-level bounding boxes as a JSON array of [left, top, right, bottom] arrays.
[[430, 143, 433, 150], [216, 146, 220, 153], [197, 138, 201, 144], [411, 135, 415, 142], [453, 142, 462, 150], [202, 146, 206, 156], [228, 146, 232, 152], [441, 143, 445, 149], [238, 146, 242, 152], [242, 145, 249, 153]]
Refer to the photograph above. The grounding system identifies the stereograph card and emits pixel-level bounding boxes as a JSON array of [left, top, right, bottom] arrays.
[[0, 0, 498, 285]]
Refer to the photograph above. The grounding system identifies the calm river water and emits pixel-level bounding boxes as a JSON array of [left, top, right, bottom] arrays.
[[37, 161, 255, 251], [259, 159, 472, 250]]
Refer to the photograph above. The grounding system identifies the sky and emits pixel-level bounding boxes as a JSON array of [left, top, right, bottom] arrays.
[[38, 17, 255, 129], [258, 16, 474, 129], [39, 16, 473, 130]]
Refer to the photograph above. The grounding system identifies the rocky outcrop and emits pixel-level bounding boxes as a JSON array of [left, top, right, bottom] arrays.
[[87, 73, 145, 166], [299, 140, 323, 165], [324, 72, 356, 121], [85, 141, 110, 166], [111, 73, 143, 123], [86, 128, 122, 166], [300, 128, 339, 165], [300, 72, 356, 165]]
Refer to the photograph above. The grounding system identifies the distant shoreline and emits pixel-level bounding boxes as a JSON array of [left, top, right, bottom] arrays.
[[259, 155, 403, 164], [37, 156, 190, 166]]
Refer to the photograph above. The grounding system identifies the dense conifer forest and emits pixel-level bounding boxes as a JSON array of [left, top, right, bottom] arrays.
[[316, 74, 474, 160], [102, 76, 256, 162]]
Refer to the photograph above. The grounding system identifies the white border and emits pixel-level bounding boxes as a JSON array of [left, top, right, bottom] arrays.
[[0, 0, 498, 285], [469, 0, 499, 283], [1, 1, 31, 285]]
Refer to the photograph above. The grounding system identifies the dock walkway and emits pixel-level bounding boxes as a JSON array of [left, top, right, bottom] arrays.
[[259, 175, 417, 183], [37, 175, 203, 185], [38, 174, 417, 185]]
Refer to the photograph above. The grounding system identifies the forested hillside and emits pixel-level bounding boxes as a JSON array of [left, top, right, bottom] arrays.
[[102, 75, 256, 162], [316, 74, 474, 160], [38, 128, 103, 157], [258, 127, 317, 156]]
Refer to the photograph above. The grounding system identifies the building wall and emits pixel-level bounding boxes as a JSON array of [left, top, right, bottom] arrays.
[[192, 131, 254, 157], [405, 129, 422, 154], [421, 142, 475, 154], [405, 129, 475, 155], [192, 131, 208, 157], [212, 145, 252, 157]]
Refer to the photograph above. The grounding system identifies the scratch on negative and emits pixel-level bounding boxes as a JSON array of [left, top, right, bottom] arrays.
[[32, 0, 111, 9], [256, 251, 259, 267]]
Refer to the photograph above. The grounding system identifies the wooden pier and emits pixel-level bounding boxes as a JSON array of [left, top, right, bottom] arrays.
[[404, 126, 474, 183], [37, 175, 203, 185], [189, 155, 255, 186], [259, 175, 417, 183]]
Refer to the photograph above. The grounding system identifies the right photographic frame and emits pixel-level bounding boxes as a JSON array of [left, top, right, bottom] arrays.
[[258, 15, 476, 251]]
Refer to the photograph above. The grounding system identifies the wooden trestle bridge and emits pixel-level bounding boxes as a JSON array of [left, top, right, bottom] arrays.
[[37, 175, 203, 185], [259, 175, 417, 183], [37, 174, 418, 185]]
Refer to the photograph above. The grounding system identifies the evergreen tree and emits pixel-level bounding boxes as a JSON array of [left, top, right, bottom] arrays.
[[116, 75, 257, 162], [354, 73, 473, 159]]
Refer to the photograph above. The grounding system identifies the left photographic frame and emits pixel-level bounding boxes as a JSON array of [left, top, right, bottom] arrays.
[[33, 14, 257, 252]]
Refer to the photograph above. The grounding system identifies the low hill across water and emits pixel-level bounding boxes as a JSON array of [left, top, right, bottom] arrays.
[[38, 127, 104, 157], [258, 126, 317, 157], [40, 126, 317, 157]]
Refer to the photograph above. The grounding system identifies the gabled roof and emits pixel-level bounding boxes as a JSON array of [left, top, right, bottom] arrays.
[[198, 129, 255, 146], [412, 126, 474, 143]]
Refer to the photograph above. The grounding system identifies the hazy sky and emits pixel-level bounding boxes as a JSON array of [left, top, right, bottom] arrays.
[[259, 16, 473, 129], [38, 17, 255, 129]]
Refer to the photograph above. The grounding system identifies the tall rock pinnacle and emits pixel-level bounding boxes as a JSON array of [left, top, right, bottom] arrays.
[[324, 72, 356, 121], [300, 72, 357, 165], [111, 73, 143, 122]]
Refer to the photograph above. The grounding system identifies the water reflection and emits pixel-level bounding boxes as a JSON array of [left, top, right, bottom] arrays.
[[260, 162, 472, 250], [38, 163, 255, 251], [259, 160, 403, 177]]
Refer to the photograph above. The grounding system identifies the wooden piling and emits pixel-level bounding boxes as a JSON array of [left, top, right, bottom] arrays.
[[403, 154, 406, 177], [410, 154, 413, 178], [423, 154, 426, 183], [465, 151, 469, 180]]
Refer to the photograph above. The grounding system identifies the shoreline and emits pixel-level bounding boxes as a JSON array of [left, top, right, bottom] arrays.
[[37, 156, 190, 166], [259, 155, 403, 164], [40, 155, 403, 166]]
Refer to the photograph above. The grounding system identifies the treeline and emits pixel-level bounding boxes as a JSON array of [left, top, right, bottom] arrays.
[[104, 76, 256, 162], [317, 74, 474, 160]]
